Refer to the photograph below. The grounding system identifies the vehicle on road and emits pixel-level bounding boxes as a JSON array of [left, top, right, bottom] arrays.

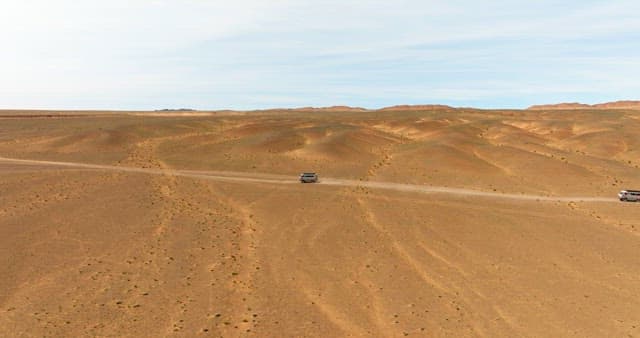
[[300, 172, 318, 183], [619, 190, 640, 202]]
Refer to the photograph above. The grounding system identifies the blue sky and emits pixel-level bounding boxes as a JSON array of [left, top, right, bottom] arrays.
[[1, 0, 639, 110]]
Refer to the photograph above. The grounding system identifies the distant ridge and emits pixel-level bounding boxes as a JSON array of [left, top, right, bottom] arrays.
[[0, 105, 460, 116], [528, 100, 640, 110], [292, 106, 368, 112], [155, 108, 196, 112], [5, 102, 640, 114], [593, 100, 640, 109], [254, 104, 456, 113], [378, 104, 455, 111]]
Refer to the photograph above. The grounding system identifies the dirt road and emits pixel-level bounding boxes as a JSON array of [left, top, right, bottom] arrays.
[[0, 156, 618, 203]]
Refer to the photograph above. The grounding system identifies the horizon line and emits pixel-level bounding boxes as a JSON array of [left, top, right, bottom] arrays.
[[2, 99, 640, 113]]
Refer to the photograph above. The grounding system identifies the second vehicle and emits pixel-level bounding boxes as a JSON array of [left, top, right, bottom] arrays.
[[619, 189, 640, 202]]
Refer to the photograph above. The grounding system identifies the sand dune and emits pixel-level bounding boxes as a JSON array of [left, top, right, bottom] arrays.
[[1, 108, 640, 337]]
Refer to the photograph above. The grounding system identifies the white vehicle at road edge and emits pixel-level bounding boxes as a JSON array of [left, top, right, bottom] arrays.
[[618, 190, 640, 202]]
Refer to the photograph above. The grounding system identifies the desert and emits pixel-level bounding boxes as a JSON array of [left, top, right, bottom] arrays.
[[1, 106, 640, 337]]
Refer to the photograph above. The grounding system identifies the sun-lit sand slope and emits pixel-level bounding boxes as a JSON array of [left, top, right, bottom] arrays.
[[1, 108, 640, 337]]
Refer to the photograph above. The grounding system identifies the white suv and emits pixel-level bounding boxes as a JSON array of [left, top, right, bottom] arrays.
[[299, 173, 318, 183], [619, 190, 640, 202]]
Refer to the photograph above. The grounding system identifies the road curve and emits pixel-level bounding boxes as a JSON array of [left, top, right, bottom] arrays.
[[0, 156, 618, 203]]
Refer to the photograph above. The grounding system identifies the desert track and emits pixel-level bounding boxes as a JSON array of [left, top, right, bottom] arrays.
[[0, 156, 617, 203]]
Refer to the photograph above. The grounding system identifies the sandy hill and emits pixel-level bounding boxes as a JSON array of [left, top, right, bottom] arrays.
[[1, 107, 640, 337], [529, 100, 640, 110]]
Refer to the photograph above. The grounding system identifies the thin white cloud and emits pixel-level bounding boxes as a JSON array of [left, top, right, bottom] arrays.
[[1, 0, 639, 109]]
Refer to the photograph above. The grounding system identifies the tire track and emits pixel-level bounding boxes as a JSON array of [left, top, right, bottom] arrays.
[[355, 195, 517, 337], [0, 156, 618, 203]]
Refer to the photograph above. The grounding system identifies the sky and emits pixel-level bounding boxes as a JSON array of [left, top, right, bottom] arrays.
[[1, 0, 639, 110]]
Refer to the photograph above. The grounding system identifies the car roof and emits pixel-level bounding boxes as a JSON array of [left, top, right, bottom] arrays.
[[301, 172, 316, 175], [622, 190, 640, 193]]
